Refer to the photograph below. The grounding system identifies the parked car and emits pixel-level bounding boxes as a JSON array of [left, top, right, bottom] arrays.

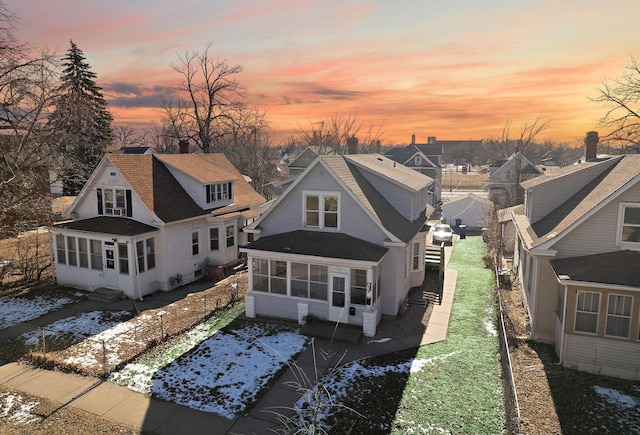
[[432, 223, 453, 245]]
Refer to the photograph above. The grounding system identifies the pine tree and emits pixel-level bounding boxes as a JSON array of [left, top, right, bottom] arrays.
[[50, 40, 113, 195]]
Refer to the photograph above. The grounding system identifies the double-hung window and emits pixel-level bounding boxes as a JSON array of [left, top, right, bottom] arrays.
[[350, 269, 367, 305], [210, 228, 220, 251], [304, 192, 339, 229], [191, 230, 200, 256], [252, 258, 288, 295], [575, 291, 599, 334], [226, 225, 235, 247], [606, 294, 632, 338], [206, 182, 233, 204], [412, 242, 421, 270], [619, 203, 640, 247]]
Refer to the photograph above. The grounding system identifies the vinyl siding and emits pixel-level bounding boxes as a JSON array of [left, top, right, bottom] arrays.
[[355, 169, 416, 221], [531, 257, 558, 342], [528, 159, 618, 223], [563, 334, 640, 380]]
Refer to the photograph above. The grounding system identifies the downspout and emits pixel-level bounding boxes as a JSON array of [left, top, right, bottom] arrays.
[[559, 285, 568, 364], [134, 237, 143, 301]]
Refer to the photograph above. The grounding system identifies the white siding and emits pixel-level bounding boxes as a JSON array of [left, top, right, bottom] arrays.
[[564, 334, 640, 380], [357, 170, 416, 221], [531, 257, 558, 343]]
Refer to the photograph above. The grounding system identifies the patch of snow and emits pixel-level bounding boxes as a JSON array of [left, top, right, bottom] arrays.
[[0, 392, 40, 425], [367, 337, 392, 344], [594, 385, 638, 409], [0, 294, 77, 329]]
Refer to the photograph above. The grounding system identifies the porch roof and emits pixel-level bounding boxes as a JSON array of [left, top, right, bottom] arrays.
[[550, 250, 640, 289], [243, 230, 388, 262], [55, 217, 158, 236]]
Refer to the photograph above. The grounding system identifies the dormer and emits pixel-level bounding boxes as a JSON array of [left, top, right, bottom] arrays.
[[205, 181, 234, 209]]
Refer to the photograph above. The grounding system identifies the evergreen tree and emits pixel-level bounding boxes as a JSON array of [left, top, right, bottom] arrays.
[[50, 40, 113, 194]]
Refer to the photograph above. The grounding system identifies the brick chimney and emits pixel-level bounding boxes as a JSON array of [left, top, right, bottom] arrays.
[[428, 136, 436, 144], [585, 131, 599, 161], [179, 139, 189, 154], [346, 136, 359, 154], [411, 134, 416, 144]]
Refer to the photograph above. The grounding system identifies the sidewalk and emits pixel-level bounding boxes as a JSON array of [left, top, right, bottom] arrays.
[[0, 254, 457, 434]]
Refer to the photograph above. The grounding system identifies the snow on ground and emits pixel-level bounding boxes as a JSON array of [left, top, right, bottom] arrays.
[[0, 392, 40, 425], [0, 293, 81, 329], [18, 311, 132, 347], [112, 322, 307, 418], [593, 385, 640, 432]]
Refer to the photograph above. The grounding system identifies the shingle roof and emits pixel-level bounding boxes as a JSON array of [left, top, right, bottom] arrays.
[[56, 216, 157, 236], [345, 153, 434, 192], [109, 154, 265, 223], [243, 230, 388, 262], [550, 250, 640, 288], [321, 155, 429, 243], [523, 155, 640, 247]]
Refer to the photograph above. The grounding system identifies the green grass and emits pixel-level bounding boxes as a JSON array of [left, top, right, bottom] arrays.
[[317, 237, 505, 434]]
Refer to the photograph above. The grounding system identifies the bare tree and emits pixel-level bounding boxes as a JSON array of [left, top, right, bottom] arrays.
[[295, 109, 384, 154], [166, 43, 244, 153], [112, 125, 144, 149], [0, 3, 60, 233], [592, 55, 640, 151]]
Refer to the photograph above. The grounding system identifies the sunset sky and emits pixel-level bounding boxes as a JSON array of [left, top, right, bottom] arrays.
[[12, 0, 640, 146]]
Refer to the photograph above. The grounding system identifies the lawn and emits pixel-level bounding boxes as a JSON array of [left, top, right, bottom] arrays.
[[290, 236, 506, 434]]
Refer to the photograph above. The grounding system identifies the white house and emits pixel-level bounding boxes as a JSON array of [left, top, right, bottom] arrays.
[[51, 153, 266, 299], [442, 192, 493, 229], [512, 152, 640, 380], [241, 153, 435, 337]]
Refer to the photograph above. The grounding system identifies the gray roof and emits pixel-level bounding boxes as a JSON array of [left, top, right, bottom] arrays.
[[344, 153, 433, 192], [550, 250, 640, 288], [321, 155, 429, 243], [522, 154, 640, 248], [56, 216, 158, 236], [243, 230, 388, 262]]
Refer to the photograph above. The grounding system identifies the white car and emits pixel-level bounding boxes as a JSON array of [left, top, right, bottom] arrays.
[[432, 223, 453, 245]]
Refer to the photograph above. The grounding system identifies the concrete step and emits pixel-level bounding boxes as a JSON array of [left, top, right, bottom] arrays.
[[87, 287, 123, 302]]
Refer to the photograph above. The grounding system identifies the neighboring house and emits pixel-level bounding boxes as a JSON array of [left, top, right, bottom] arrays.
[[512, 153, 640, 380], [385, 138, 443, 205], [486, 153, 543, 208], [240, 153, 435, 337], [287, 146, 336, 177], [497, 204, 522, 255], [119, 146, 155, 155], [51, 154, 266, 299], [442, 193, 493, 229]]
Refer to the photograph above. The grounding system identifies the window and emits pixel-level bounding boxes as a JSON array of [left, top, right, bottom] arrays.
[[270, 260, 287, 295], [136, 241, 145, 273], [146, 238, 155, 270], [350, 269, 367, 305], [304, 192, 339, 229], [78, 238, 88, 268], [56, 234, 66, 265], [66, 236, 77, 266], [226, 225, 235, 247], [97, 188, 131, 216], [118, 243, 129, 275], [575, 291, 599, 334], [291, 262, 328, 300], [210, 228, 220, 251], [192, 230, 199, 256], [207, 182, 233, 203], [412, 242, 421, 270], [253, 258, 269, 292], [620, 204, 640, 244], [415, 156, 422, 166], [556, 284, 565, 322], [606, 295, 632, 338], [90, 239, 102, 270]]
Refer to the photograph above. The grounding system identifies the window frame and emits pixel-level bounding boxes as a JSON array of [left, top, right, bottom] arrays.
[[210, 227, 220, 251], [303, 191, 340, 230], [191, 230, 200, 256], [226, 225, 235, 248], [574, 291, 600, 335], [617, 203, 640, 249], [118, 243, 129, 275], [90, 239, 103, 271], [56, 234, 66, 265], [99, 187, 131, 216], [412, 241, 421, 271], [207, 182, 233, 204], [605, 294, 632, 339], [350, 269, 368, 306]]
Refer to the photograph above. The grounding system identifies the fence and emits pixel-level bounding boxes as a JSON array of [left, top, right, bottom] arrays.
[[3, 275, 243, 377], [494, 259, 523, 435]]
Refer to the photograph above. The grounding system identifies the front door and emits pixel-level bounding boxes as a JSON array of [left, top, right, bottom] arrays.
[[104, 244, 118, 288], [328, 272, 349, 323]]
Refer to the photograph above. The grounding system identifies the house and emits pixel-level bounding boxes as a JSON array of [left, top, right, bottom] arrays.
[[51, 153, 266, 299], [119, 146, 155, 155], [384, 137, 443, 205], [512, 144, 640, 380], [486, 152, 543, 208], [240, 153, 435, 337], [442, 193, 493, 229], [287, 146, 336, 177]]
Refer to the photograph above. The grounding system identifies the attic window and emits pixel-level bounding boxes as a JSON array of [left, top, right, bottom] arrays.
[[206, 182, 233, 204]]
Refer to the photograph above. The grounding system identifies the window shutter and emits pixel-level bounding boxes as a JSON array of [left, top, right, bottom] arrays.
[[97, 188, 103, 215], [126, 190, 133, 217], [206, 185, 211, 203]]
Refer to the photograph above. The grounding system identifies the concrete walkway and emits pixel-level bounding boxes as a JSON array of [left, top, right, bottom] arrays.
[[0, 252, 458, 434]]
